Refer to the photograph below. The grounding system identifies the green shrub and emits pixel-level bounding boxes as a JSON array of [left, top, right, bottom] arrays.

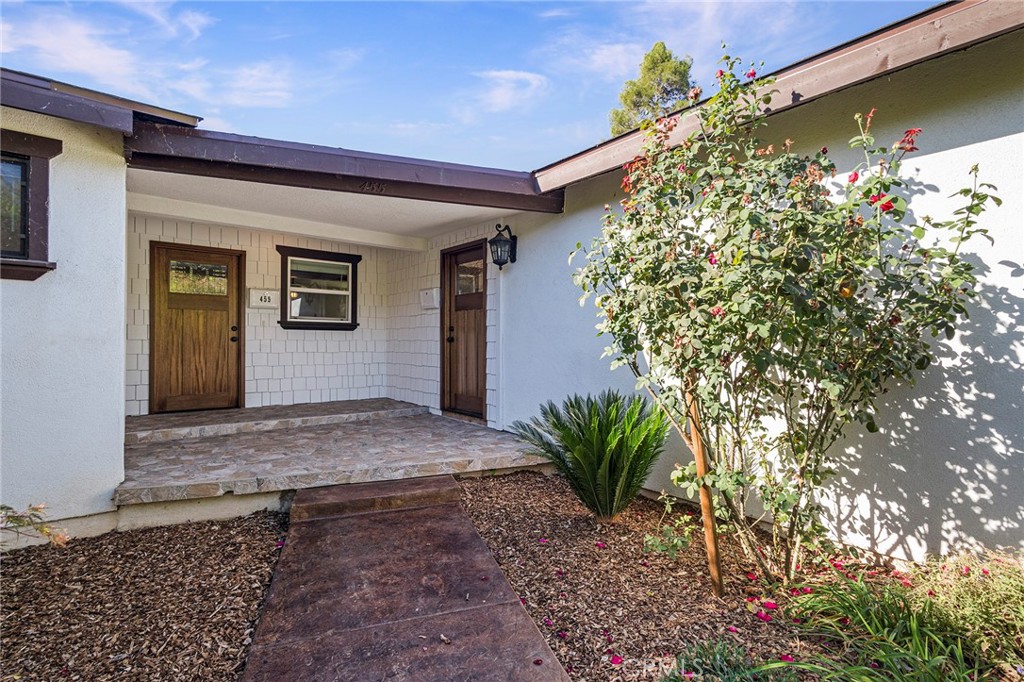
[[785, 574, 994, 681], [661, 639, 797, 681], [908, 550, 1024, 675], [644, 491, 695, 560], [511, 390, 669, 522]]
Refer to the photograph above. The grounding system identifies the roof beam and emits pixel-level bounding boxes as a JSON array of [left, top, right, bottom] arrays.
[[126, 123, 565, 214]]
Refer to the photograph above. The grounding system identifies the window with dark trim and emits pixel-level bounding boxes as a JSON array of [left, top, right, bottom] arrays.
[[0, 129, 62, 281], [276, 245, 362, 331]]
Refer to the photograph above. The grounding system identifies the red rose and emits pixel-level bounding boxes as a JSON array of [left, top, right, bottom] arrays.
[[848, 171, 859, 183]]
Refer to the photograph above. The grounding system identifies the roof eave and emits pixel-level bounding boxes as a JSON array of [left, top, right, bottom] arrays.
[[126, 123, 565, 214], [0, 68, 200, 132], [0, 76, 135, 134]]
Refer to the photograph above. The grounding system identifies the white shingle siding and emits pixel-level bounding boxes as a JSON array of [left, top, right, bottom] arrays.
[[125, 215, 388, 415]]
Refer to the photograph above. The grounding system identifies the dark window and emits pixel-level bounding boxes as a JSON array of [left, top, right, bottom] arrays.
[[1, 155, 29, 257], [0, 129, 63, 281], [276, 245, 362, 331]]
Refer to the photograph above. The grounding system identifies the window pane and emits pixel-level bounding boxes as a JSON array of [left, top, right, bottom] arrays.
[[289, 292, 349, 321], [1, 157, 27, 257], [290, 259, 349, 291], [169, 260, 228, 295], [457, 259, 484, 295]]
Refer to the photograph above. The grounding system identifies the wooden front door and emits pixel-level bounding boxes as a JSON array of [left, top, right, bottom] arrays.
[[441, 241, 487, 418], [150, 242, 244, 413]]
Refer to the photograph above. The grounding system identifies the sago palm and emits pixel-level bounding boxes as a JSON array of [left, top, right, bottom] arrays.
[[511, 391, 669, 522]]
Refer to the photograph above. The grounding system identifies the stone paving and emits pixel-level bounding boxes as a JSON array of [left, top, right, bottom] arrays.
[[117, 408, 543, 505], [125, 398, 426, 444], [242, 477, 568, 682]]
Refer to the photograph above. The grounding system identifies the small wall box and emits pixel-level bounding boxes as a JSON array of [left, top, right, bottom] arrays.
[[419, 287, 440, 310], [249, 288, 280, 309]]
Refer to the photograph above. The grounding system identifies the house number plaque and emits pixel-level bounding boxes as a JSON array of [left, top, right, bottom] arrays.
[[248, 288, 280, 309]]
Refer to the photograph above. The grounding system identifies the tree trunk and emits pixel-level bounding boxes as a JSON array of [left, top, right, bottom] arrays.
[[686, 384, 725, 597]]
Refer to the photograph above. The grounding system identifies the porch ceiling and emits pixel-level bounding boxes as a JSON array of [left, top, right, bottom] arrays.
[[127, 168, 510, 251]]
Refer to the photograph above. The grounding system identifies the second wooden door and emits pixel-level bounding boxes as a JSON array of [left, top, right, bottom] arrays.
[[441, 241, 487, 418]]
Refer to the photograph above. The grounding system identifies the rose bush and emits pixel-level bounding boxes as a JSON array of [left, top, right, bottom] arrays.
[[574, 54, 999, 581]]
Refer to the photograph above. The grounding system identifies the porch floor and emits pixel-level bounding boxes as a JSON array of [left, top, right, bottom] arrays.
[[117, 400, 542, 506]]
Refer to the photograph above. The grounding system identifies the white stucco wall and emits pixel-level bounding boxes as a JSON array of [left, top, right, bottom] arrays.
[[770, 31, 1024, 561], [124, 214, 389, 415], [497, 32, 1023, 561], [0, 107, 127, 521], [498, 173, 639, 425]]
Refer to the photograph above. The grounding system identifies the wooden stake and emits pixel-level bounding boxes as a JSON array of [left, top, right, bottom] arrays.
[[686, 385, 725, 598]]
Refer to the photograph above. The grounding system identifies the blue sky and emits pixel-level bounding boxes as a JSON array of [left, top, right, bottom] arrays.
[[1, 1, 937, 170]]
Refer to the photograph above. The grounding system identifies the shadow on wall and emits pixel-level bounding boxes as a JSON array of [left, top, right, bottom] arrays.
[[825, 257, 1024, 561]]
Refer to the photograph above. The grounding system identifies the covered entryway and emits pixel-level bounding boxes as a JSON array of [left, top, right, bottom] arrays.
[[149, 242, 245, 413], [440, 240, 487, 419], [122, 122, 563, 424]]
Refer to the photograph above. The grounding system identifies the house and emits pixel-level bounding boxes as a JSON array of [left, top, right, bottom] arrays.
[[1, 0, 1021, 561]]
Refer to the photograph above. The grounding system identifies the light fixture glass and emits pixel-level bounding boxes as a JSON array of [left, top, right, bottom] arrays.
[[488, 223, 517, 270]]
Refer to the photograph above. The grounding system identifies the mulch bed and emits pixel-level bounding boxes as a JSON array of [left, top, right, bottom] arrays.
[[0, 511, 287, 682], [2, 476, 827, 682], [460, 471, 823, 681]]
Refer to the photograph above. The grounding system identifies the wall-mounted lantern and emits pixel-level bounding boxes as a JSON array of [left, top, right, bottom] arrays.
[[488, 224, 518, 270]]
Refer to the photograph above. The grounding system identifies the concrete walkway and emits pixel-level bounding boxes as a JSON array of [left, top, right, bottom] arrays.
[[242, 476, 569, 682]]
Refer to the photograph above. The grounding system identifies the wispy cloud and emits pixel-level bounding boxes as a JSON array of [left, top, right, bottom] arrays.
[[536, 29, 647, 82], [474, 70, 549, 112], [0, 14, 146, 96], [386, 121, 455, 137], [0, 4, 354, 114], [115, 1, 215, 41], [223, 62, 294, 107], [623, 1, 825, 82], [538, 8, 574, 19]]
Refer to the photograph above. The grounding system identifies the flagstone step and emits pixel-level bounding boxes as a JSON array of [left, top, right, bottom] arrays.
[[290, 475, 462, 522], [124, 398, 427, 444]]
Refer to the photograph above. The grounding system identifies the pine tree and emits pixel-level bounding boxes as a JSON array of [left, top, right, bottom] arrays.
[[609, 42, 693, 136]]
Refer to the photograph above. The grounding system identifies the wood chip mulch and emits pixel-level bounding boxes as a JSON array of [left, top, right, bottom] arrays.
[[0, 511, 287, 682], [460, 471, 823, 681]]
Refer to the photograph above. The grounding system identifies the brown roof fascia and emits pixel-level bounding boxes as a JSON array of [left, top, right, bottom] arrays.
[[126, 123, 565, 214], [534, 0, 1024, 192], [51, 82, 200, 127], [1, 71, 135, 134], [1, 68, 200, 131]]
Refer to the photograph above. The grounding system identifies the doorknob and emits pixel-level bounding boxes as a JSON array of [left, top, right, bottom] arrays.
[[230, 336, 239, 343], [447, 335, 455, 343], [231, 325, 239, 332]]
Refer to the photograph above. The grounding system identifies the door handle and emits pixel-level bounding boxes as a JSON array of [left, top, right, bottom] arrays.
[[447, 335, 455, 343], [231, 325, 239, 332], [230, 336, 239, 343]]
